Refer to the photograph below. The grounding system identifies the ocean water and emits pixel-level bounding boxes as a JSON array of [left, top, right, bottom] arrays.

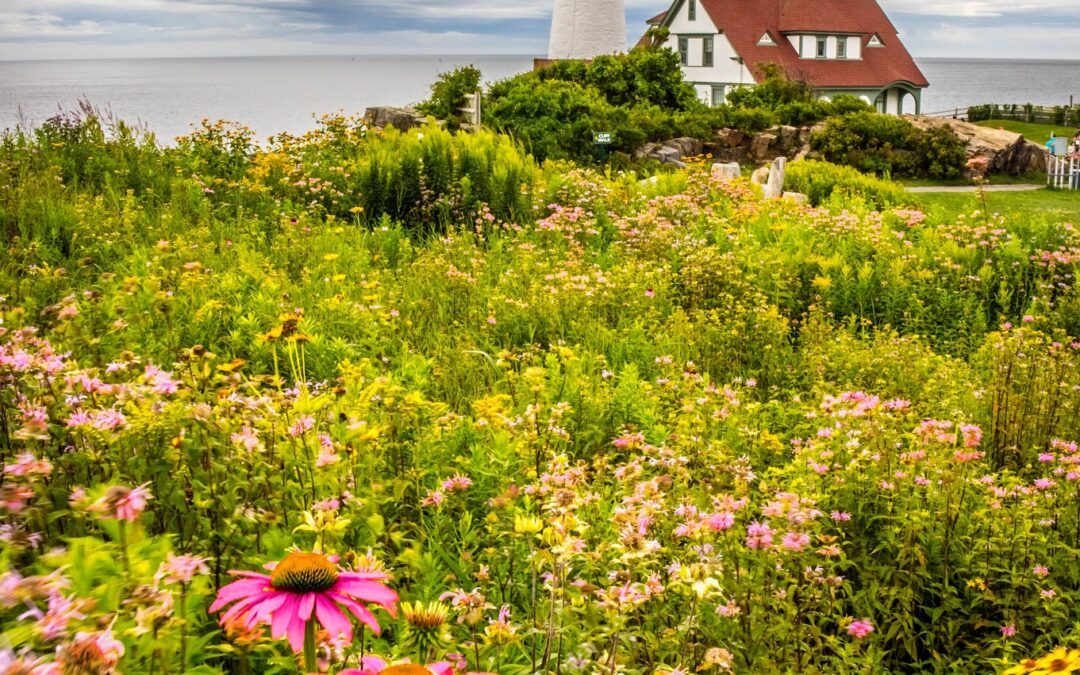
[[0, 55, 536, 143], [917, 58, 1080, 115], [1, 55, 1078, 143]]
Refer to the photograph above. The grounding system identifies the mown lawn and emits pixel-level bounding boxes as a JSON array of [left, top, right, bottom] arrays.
[[898, 171, 1046, 188], [916, 187, 1080, 222], [974, 118, 1078, 145]]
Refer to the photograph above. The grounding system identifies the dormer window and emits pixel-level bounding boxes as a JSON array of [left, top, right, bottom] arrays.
[[837, 38, 846, 59], [758, 31, 777, 46], [688, 0, 696, 21], [867, 33, 884, 47], [816, 37, 827, 58]]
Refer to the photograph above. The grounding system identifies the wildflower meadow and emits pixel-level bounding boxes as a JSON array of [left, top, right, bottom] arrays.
[[3, 110, 1080, 674]]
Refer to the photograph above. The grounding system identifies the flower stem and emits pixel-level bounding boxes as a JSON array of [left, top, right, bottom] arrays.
[[118, 520, 130, 578], [179, 583, 188, 672], [303, 618, 317, 674]]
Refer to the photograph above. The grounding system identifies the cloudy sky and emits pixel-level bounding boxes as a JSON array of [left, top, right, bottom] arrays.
[[1, 0, 1079, 61]]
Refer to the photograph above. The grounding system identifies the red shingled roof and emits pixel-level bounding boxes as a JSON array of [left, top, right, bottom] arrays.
[[662, 0, 927, 89]]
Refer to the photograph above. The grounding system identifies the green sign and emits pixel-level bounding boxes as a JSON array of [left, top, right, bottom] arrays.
[[593, 132, 613, 144]]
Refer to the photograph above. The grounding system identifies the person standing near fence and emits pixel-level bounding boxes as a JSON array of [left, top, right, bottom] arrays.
[[1074, 129, 1080, 159], [1047, 131, 1057, 156]]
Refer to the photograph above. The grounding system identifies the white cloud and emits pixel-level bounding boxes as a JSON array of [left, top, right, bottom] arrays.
[[918, 22, 1080, 53], [0, 12, 110, 38], [1, 0, 1078, 59], [881, 0, 1080, 17]]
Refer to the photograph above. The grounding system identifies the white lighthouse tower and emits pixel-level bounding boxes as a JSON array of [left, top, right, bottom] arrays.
[[548, 0, 626, 60]]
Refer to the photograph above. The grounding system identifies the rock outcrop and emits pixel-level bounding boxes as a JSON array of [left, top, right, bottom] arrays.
[[364, 107, 429, 132], [636, 137, 704, 167], [904, 116, 1047, 175], [714, 124, 817, 164]]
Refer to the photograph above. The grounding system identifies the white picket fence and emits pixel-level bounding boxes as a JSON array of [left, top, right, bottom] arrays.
[[1047, 154, 1079, 190]]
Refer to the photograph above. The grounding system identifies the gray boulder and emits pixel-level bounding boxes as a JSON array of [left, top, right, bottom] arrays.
[[364, 106, 428, 131], [712, 162, 741, 180]]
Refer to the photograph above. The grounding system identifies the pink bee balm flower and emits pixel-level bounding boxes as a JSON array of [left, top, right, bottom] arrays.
[[708, 512, 735, 531], [56, 626, 125, 672], [1000, 624, 1016, 637], [208, 551, 398, 653], [90, 484, 152, 522], [847, 619, 874, 639], [157, 553, 210, 585], [781, 532, 810, 551]]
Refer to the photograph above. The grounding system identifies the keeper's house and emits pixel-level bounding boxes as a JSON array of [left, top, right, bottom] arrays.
[[642, 0, 928, 114]]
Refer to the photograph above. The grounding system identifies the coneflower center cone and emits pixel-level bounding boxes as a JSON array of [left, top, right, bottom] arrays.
[[269, 551, 338, 592]]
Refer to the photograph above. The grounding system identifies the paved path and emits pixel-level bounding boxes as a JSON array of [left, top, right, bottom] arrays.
[[906, 184, 1044, 193]]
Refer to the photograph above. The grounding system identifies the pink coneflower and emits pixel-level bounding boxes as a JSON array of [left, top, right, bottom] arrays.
[[209, 551, 397, 668], [847, 619, 874, 639]]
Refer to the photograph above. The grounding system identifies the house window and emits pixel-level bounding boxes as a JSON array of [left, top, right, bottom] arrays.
[[837, 38, 847, 59], [688, 0, 696, 20], [711, 85, 726, 106], [816, 36, 827, 58], [678, 36, 689, 65], [702, 36, 714, 67]]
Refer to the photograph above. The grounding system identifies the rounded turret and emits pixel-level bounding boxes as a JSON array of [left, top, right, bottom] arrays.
[[548, 0, 627, 60]]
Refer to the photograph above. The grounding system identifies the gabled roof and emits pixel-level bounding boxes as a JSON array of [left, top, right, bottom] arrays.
[[656, 0, 927, 89], [777, 0, 898, 34], [646, 10, 668, 25]]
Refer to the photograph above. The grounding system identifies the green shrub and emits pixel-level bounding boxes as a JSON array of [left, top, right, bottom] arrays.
[[726, 63, 813, 109], [728, 107, 776, 133], [776, 100, 830, 126], [584, 49, 697, 110], [811, 111, 966, 178], [485, 49, 720, 163], [784, 159, 910, 208]]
